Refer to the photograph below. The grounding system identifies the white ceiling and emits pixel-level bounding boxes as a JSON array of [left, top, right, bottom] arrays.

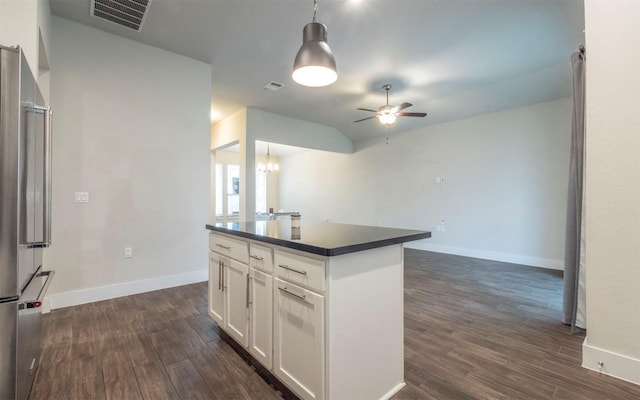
[[50, 0, 585, 142]]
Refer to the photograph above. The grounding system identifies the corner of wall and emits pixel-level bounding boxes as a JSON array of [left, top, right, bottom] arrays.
[[246, 107, 353, 154], [211, 107, 247, 150]]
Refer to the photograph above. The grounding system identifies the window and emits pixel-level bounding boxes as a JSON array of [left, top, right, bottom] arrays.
[[215, 162, 240, 218], [215, 163, 223, 217], [227, 164, 240, 216], [256, 171, 267, 214]]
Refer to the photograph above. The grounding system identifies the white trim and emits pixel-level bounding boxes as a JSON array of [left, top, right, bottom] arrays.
[[46, 269, 208, 310], [380, 382, 406, 400], [405, 242, 563, 270], [582, 338, 640, 386], [41, 297, 52, 314]]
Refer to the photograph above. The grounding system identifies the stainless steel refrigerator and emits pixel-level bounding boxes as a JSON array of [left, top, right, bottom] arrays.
[[0, 45, 55, 400]]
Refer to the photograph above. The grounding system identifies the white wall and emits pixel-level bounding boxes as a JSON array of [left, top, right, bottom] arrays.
[[255, 153, 281, 211], [0, 0, 51, 99], [210, 108, 248, 221], [247, 108, 353, 154], [211, 107, 353, 220], [0, 0, 38, 73], [46, 17, 212, 308], [581, 0, 640, 385], [279, 98, 571, 269]]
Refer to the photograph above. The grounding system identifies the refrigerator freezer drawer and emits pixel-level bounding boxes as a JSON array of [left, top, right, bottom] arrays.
[[0, 301, 17, 400], [16, 268, 52, 400]]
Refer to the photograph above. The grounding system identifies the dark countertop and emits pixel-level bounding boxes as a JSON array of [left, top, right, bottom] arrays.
[[206, 220, 431, 256]]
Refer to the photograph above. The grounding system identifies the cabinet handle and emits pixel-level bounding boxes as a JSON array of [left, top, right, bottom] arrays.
[[246, 274, 250, 308], [249, 254, 264, 261], [216, 243, 231, 250], [218, 260, 222, 291], [278, 264, 307, 275], [221, 261, 226, 291], [278, 286, 306, 301]]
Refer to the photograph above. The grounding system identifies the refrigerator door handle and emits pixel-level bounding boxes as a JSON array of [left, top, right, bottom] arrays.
[[35, 270, 54, 304], [24, 105, 52, 248], [43, 107, 52, 247], [18, 270, 55, 310]]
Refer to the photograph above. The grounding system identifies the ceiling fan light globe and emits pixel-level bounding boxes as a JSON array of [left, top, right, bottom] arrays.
[[379, 113, 397, 125]]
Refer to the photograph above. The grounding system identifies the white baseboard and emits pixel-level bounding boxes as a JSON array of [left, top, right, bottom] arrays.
[[582, 338, 640, 386], [405, 242, 563, 270], [46, 269, 208, 311], [380, 382, 406, 400]]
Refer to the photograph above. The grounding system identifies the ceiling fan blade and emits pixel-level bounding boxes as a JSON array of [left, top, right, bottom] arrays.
[[397, 112, 427, 118], [356, 108, 378, 113], [353, 116, 377, 123], [396, 102, 413, 111]]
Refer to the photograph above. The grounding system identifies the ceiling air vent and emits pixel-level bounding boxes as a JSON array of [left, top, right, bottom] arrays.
[[90, 0, 153, 32], [264, 81, 285, 91]]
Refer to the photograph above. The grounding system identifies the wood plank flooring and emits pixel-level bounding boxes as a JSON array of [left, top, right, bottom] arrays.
[[31, 250, 640, 400]]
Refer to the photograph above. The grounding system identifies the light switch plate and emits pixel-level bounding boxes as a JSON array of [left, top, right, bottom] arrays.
[[124, 247, 133, 258], [74, 192, 89, 203]]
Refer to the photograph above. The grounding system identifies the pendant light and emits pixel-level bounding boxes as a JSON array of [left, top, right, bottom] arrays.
[[257, 144, 279, 173], [292, 0, 337, 87]]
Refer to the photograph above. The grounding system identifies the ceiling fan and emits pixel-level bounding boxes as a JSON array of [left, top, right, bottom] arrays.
[[354, 84, 427, 125]]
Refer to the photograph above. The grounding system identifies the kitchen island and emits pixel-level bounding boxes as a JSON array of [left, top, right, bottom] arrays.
[[206, 220, 430, 400]]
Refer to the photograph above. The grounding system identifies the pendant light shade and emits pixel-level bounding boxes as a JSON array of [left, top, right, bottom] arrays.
[[292, 2, 337, 87]]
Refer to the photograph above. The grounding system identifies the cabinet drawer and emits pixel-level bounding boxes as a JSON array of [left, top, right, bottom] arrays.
[[249, 243, 273, 273], [209, 233, 249, 264], [274, 250, 325, 293]]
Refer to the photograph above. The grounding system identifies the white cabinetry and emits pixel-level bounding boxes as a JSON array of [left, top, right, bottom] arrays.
[[273, 278, 325, 400], [208, 251, 224, 325], [208, 250, 249, 347], [208, 233, 250, 348], [208, 229, 407, 400], [249, 268, 272, 369], [209, 233, 274, 369], [248, 243, 274, 368], [224, 258, 249, 347]]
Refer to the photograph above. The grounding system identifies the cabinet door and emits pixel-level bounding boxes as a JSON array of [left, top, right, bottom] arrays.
[[225, 258, 250, 348], [274, 278, 325, 400], [208, 251, 224, 326], [249, 268, 272, 369]]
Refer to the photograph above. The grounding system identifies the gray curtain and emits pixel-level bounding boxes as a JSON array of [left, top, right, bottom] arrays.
[[562, 45, 586, 329]]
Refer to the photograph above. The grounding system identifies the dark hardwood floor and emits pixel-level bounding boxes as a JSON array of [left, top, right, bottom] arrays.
[[31, 250, 640, 400]]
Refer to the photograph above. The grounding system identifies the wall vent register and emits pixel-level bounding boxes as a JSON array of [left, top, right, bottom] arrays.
[[90, 0, 153, 32]]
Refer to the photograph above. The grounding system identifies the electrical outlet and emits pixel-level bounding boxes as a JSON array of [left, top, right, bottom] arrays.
[[124, 247, 133, 258]]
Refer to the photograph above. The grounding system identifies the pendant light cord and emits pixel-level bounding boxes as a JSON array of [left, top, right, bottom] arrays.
[[313, 0, 318, 22]]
